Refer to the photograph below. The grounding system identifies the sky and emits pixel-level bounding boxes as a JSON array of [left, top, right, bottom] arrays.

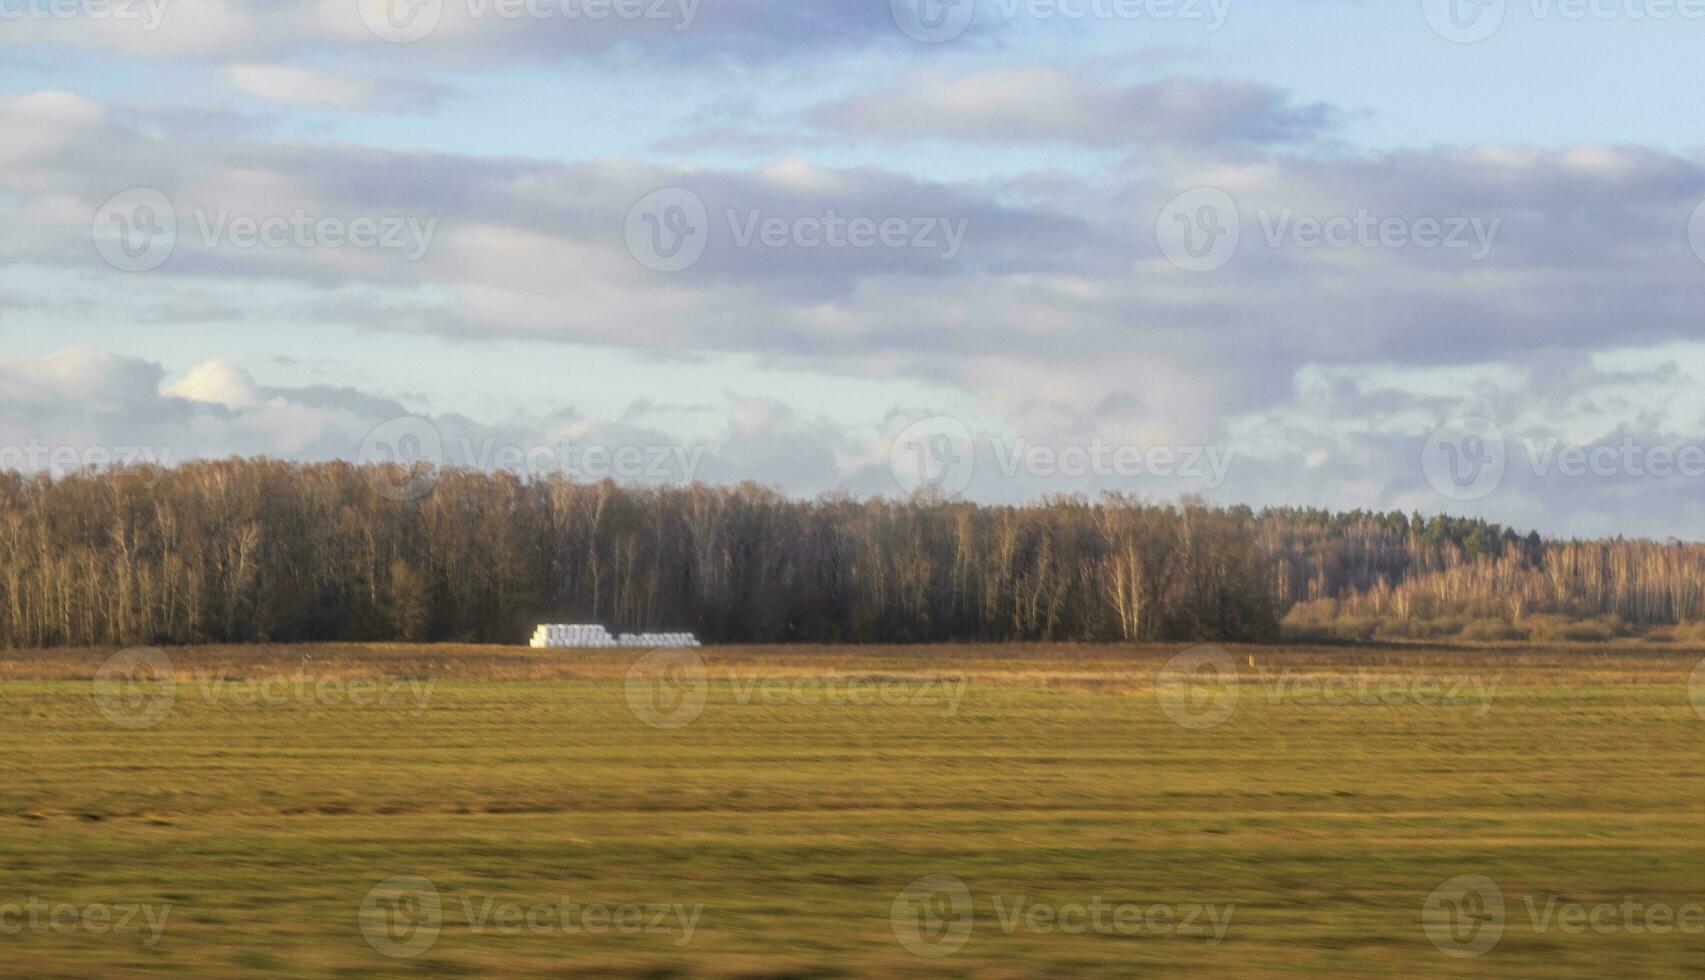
[[3, 0, 1705, 537]]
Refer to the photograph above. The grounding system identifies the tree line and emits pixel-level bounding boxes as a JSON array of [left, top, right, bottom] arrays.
[[0, 459, 1696, 648]]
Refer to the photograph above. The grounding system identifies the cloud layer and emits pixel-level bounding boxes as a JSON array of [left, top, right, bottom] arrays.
[[4, 6, 1705, 538]]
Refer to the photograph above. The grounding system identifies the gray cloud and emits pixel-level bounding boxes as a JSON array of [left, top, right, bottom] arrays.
[[812, 69, 1340, 147]]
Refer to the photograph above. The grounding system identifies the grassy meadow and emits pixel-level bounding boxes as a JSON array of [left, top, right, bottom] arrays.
[[1, 642, 1703, 977]]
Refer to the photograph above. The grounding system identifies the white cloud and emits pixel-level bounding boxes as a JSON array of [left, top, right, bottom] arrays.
[[165, 359, 263, 410], [228, 65, 378, 108]]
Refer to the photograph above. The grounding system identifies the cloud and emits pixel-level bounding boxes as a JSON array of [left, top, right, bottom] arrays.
[[0, 0, 909, 64], [164, 358, 263, 410], [0, 90, 104, 166], [228, 65, 379, 108], [812, 69, 1339, 148], [0, 350, 863, 494], [7, 81, 1705, 536], [9, 346, 1705, 538]]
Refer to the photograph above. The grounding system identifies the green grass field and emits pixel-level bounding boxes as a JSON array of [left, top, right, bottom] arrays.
[[2, 642, 1703, 977]]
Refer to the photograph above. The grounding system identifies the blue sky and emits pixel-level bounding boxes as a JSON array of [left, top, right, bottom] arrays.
[[3, 0, 1705, 536]]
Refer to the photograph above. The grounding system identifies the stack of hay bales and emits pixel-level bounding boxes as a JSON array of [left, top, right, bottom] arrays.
[[530, 625, 700, 649], [529, 624, 616, 648]]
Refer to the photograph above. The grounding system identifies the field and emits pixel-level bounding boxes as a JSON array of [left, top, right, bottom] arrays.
[[2, 642, 1703, 977]]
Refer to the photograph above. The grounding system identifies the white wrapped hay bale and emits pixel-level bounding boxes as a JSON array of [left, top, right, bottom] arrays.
[[530, 624, 697, 649]]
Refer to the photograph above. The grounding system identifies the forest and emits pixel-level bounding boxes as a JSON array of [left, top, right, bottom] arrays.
[[2, 459, 1701, 648]]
